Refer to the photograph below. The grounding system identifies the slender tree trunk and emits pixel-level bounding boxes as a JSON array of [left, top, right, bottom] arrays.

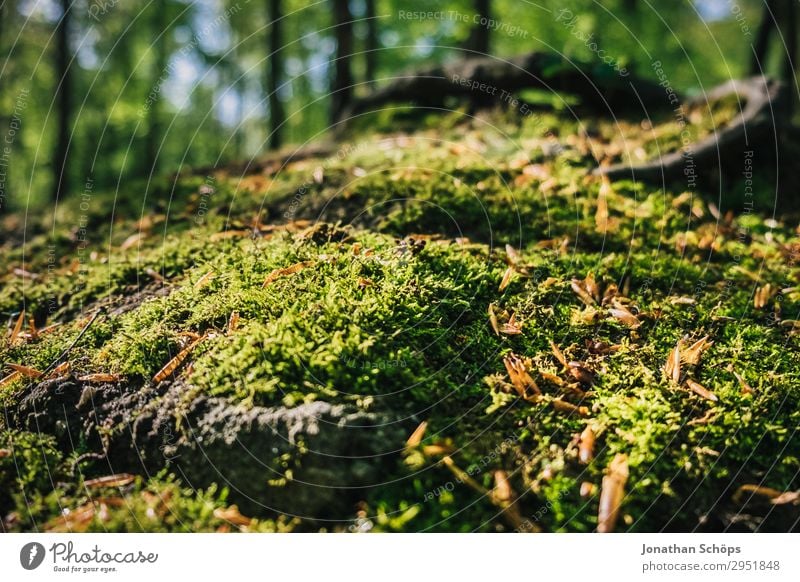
[[331, 0, 354, 123], [751, 0, 776, 75], [364, 0, 377, 83], [781, 0, 797, 117], [146, 0, 167, 176], [52, 0, 72, 201], [266, 0, 285, 149], [465, 0, 490, 55]]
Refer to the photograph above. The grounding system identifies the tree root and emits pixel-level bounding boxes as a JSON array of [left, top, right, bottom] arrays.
[[594, 76, 788, 184]]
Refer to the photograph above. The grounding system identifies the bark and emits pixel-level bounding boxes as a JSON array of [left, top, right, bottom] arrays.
[[330, 0, 354, 124], [52, 0, 72, 201], [751, 0, 776, 75], [465, 0, 491, 55], [267, 0, 285, 149]]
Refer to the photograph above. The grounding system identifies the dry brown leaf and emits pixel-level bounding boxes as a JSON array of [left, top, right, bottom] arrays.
[[598, 453, 629, 533], [7, 363, 43, 378], [262, 261, 313, 287], [214, 505, 252, 527], [733, 371, 754, 395], [733, 484, 783, 504], [47, 362, 71, 379], [503, 353, 541, 400], [505, 244, 522, 265], [488, 304, 500, 336], [227, 311, 240, 334], [421, 444, 454, 456], [771, 490, 800, 506], [686, 379, 718, 402], [754, 283, 775, 309], [405, 421, 428, 449], [499, 312, 522, 335], [551, 398, 590, 417], [153, 335, 205, 383], [0, 448, 10, 458], [84, 473, 136, 489], [550, 340, 568, 368], [681, 335, 712, 366], [570, 278, 596, 306], [0, 371, 21, 388], [79, 373, 121, 383], [578, 426, 596, 464], [608, 304, 640, 328], [580, 481, 596, 498], [568, 361, 595, 385], [358, 277, 373, 289], [9, 311, 24, 342], [499, 266, 514, 292], [664, 341, 682, 384]]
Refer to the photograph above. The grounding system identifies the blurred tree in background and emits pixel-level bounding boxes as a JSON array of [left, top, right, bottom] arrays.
[[0, 0, 794, 213]]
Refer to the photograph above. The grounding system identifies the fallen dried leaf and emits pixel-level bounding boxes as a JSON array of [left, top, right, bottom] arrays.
[[550, 340, 568, 368], [771, 490, 800, 506], [571, 278, 596, 306], [405, 421, 428, 449], [499, 266, 514, 292], [78, 373, 121, 383], [7, 363, 43, 378], [598, 453, 629, 533], [551, 398, 590, 417], [578, 426, 596, 464], [664, 341, 682, 384], [0, 371, 22, 387], [681, 335, 712, 366], [153, 335, 205, 383], [9, 311, 25, 342], [263, 261, 313, 287], [488, 304, 500, 335], [733, 371, 754, 395], [227, 311, 240, 333], [214, 505, 252, 527], [733, 484, 783, 504], [499, 312, 522, 335], [686, 379, 718, 402], [503, 353, 541, 400]]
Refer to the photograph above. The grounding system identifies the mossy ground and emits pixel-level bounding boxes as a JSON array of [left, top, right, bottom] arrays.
[[1, 103, 799, 532]]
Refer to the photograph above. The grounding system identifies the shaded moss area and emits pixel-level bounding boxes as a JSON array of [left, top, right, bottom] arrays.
[[1, 106, 799, 532]]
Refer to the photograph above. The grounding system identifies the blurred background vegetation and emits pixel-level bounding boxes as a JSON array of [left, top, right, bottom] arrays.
[[0, 0, 794, 212]]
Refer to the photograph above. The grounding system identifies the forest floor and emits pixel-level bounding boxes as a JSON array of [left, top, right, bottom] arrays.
[[1, 102, 799, 532]]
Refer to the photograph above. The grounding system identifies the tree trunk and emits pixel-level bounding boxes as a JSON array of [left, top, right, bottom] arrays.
[[330, 0, 354, 124], [465, 0, 490, 55], [782, 0, 797, 110], [364, 0, 378, 83], [146, 0, 168, 176], [266, 0, 285, 149], [52, 0, 72, 201], [751, 0, 776, 75]]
